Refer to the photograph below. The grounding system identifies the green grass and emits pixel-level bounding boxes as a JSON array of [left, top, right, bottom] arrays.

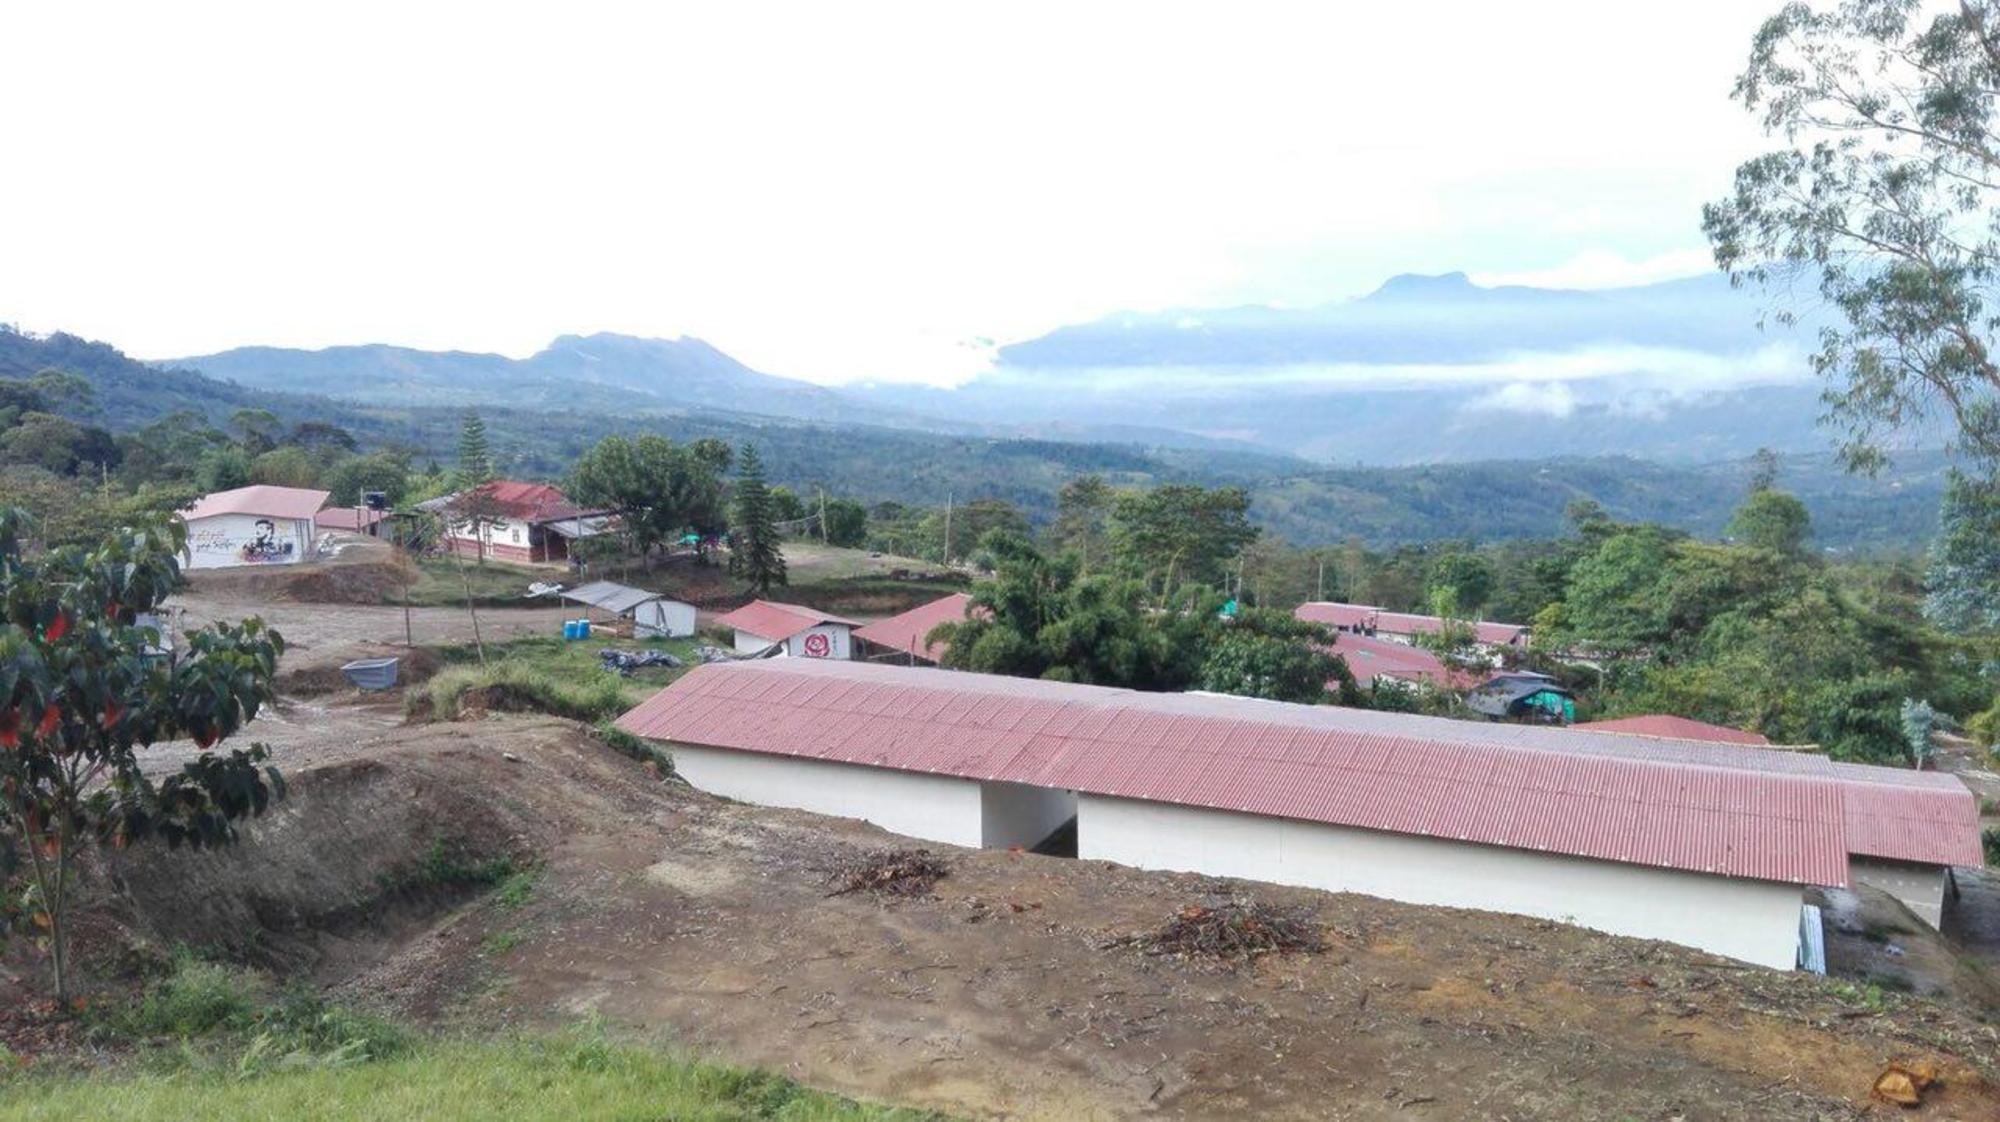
[[390, 557, 561, 608], [418, 635, 701, 723], [378, 840, 520, 896], [0, 1034, 938, 1121], [21, 958, 933, 1122]]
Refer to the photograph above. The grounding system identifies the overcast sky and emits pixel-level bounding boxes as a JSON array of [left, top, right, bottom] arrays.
[[1, 1, 1777, 386]]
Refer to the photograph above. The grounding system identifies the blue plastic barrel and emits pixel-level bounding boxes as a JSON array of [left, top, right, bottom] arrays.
[[577, 619, 591, 639], [563, 620, 579, 640]]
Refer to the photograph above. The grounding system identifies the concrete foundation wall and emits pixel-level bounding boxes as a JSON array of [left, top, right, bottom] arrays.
[[1078, 795, 1804, 969], [670, 745, 982, 848], [980, 782, 1076, 850], [1851, 857, 1948, 929]]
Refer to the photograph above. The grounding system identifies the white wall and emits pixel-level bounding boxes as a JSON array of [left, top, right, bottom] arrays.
[[635, 600, 697, 639], [671, 745, 982, 848], [730, 625, 852, 659], [980, 782, 1076, 850], [183, 513, 313, 570], [784, 623, 852, 660], [1851, 857, 1948, 929], [1079, 795, 1804, 969]]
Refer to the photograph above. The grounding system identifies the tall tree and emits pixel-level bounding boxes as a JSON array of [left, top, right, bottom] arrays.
[[567, 434, 729, 563], [1106, 484, 1259, 591], [1725, 487, 1813, 555], [0, 509, 286, 1002], [727, 444, 786, 594], [1704, 1, 2000, 474], [1925, 469, 2000, 631], [1047, 474, 1116, 568], [455, 411, 494, 486]]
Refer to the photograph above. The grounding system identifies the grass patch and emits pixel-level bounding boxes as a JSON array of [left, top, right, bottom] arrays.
[[481, 929, 525, 956], [43, 962, 931, 1121], [595, 719, 675, 775], [4, 1029, 937, 1121], [492, 867, 539, 910], [389, 558, 557, 608], [416, 635, 701, 724]]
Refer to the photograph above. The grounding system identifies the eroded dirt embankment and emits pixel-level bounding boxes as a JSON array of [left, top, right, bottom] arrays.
[[25, 713, 2000, 1121]]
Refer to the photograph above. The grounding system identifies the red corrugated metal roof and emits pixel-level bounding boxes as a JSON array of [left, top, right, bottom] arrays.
[[476, 481, 586, 522], [1575, 714, 1771, 746], [852, 593, 976, 662], [1329, 632, 1483, 690], [714, 600, 861, 643], [183, 485, 330, 522], [614, 659, 1908, 886]]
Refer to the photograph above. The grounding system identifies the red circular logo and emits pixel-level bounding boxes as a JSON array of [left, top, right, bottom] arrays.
[[802, 633, 832, 658]]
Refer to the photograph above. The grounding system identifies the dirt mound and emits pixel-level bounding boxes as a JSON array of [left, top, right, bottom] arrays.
[[91, 717, 670, 974], [186, 558, 407, 606]]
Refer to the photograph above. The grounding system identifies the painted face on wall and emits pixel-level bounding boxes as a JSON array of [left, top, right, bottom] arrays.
[[237, 518, 297, 563]]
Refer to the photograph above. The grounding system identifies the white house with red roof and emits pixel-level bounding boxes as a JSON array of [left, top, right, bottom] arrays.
[[179, 484, 330, 569], [416, 481, 612, 565], [617, 659, 1985, 969], [714, 599, 859, 659]]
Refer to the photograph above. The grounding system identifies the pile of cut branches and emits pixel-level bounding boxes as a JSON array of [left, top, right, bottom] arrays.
[[1108, 899, 1326, 962], [825, 848, 949, 898]]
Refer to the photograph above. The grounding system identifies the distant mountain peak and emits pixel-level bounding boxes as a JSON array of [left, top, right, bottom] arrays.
[[1362, 271, 1480, 302]]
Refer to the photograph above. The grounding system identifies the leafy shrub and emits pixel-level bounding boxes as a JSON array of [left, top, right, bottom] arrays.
[[109, 952, 262, 1038], [380, 839, 518, 895], [1985, 827, 2000, 868]]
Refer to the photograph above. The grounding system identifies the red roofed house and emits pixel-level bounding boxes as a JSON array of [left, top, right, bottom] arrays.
[[617, 659, 1984, 969], [853, 592, 976, 665], [179, 484, 330, 569], [1575, 714, 1772, 746], [1330, 630, 1484, 691], [715, 600, 859, 660], [416, 481, 612, 565]]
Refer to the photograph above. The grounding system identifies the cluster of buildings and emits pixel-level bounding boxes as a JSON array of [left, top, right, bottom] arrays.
[[177, 480, 615, 570], [189, 483, 1983, 974]]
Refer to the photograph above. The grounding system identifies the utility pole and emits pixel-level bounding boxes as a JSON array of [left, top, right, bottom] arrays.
[[818, 486, 829, 545], [942, 491, 953, 566], [1316, 555, 1325, 601]]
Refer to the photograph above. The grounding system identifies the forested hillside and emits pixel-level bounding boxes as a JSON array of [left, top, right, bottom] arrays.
[[0, 325, 1955, 549]]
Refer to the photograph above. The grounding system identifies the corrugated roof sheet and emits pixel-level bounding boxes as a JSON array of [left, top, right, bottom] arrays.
[[1328, 631, 1482, 690], [313, 507, 387, 531], [714, 600, 860, 643], [607, 659, 1973, 886], [183, 485, 330, 522], [852, 593, 975, 662], [560, 580, 666, 615], [1575, 714, 1772, 746]]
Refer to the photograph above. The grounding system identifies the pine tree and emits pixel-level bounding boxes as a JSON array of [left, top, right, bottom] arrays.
[[728, 443, 786, 595], [456, 410, 494, 486]]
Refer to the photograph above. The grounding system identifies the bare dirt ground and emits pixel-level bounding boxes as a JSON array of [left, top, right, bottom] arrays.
[[17, 690, 1987, 1121]]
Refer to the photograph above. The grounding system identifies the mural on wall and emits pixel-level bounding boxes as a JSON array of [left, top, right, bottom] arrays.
[[236, 519, 296, 564], [802, 632, 832, 658]]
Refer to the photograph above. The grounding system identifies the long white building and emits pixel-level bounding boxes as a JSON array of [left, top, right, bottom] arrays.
[[617, 660, 1983, 970]]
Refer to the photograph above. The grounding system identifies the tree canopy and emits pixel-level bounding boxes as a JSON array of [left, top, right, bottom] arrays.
[[1705, 0, 2000, 475]]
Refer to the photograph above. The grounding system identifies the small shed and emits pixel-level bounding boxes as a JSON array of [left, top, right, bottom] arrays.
[[1465, 672, 1574, 722], [179, 485, 329, 570], [853, 592, 976, 665], [559, 580, 696, 638], [714, 600, 857, 660]]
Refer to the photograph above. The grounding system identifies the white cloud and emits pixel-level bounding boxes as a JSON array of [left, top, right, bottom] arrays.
[[1465, 382, 1578, 418], [0, 1, 1776, 387], [1025, 343, 1811, 394], [1469, 248, 1719, 291]]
